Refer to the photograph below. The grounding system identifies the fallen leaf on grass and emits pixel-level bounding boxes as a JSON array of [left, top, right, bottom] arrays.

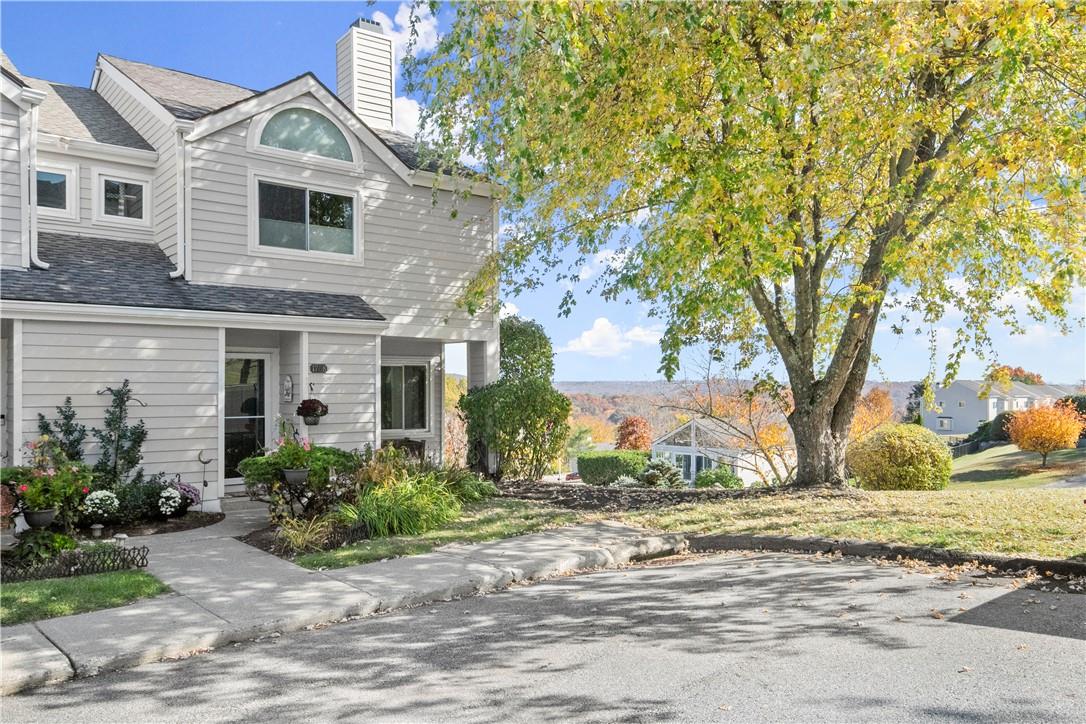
[[930, 609, 945, 620], [958, 666, 972, 673]]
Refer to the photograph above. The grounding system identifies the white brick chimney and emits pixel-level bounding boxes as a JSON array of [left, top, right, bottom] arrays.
[[336, 18, 395, 131]]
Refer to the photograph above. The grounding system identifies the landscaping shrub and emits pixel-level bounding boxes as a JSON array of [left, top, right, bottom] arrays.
[[275, 515, 334, 555], [340, 471, 461, 537], [238, 439, 362, 520], [91, 381, 149, 487], [639, 458, 686, 489], [37, 397, 87, 461], [460, 378, 571, 480], [9, 530, 77, 564], [613, 475, 641, 487], [694, 467, 743, 489], [437, 467, 497, 502], [846, 423, 951, 491], [988, 411, 1015, 442], [83, 490, 120, 523], [576, 450, 649, 486], [114, 476, 170, 524]]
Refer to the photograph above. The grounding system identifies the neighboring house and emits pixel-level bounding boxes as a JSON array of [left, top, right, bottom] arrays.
[[921, 380, 1080, 436], [650, 418, 788, 487], [0, 19, 499, 510]]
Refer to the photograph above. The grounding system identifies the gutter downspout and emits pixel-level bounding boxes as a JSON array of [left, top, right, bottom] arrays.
[[27, 103, 49, 269], [169, 127, 186, 279]]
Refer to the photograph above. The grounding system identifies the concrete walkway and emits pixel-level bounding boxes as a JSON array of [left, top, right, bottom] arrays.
[[1, 499, 685, 695]]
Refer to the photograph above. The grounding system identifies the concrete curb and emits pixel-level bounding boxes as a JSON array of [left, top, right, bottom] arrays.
[[688, 533, 1086, 577], [2, 529, 687, 696]]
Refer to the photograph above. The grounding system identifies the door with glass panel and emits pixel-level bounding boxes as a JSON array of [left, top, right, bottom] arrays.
[[224, 354, 271, 484]]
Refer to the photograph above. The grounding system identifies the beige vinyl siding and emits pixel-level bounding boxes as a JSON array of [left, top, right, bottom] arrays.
[[187, 102, 496, 341], [1, 320, 13, 462], [336, 27, 394, 131], [36, 152, 155, 243], [19, 320, 219, 487], [94, 71, 178, 261], [306, 331, 377, 450], [278, 330, 303, 424], [1, 97, 23, 268]]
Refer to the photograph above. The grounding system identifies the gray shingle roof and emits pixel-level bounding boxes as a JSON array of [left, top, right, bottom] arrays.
[[23, 76, 154, 151], [101, 54, 256, 121], [1, 233, 385, 322], [100, 54, 470, 174]]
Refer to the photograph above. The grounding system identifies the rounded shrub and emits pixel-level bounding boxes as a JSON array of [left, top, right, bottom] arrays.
[[846, 423, 951, 491], [638, 458, 685, 489], [577, 450, 649, 486], [694, 467, 743, 489], [988, 411, 1015, 442], [612, 475, 641, 487]]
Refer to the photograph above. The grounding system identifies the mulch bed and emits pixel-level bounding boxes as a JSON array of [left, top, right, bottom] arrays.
[[497, 479, 861, 512], [238, 525, 278, 555], [80, 511, 224, 539]]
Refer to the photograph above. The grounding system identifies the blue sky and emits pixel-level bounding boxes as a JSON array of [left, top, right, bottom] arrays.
[[4, 2, 1083, 384]]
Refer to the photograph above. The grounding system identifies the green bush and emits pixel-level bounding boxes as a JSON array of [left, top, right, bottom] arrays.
[[576, 450, 649, 486], [846, 423, 952, 491], [460, 378, 571, 480], [639, 457, 685, 489], [9, 530, 77, 563], [238, 441, 362, 520], [340, 471, 461, 537], [988, 411, 1015, 442], [437, 467, 498, 502], [694, 466, 743, 489], [613, 475, 641, 487]]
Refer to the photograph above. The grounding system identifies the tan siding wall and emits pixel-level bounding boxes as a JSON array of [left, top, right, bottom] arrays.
[[19, 320, 219, 487], [306, 331, 377, 450], [94, 72, 178, 261], [1, 97, 23, 268], [36, 152, 155, 243], [187, 99, 497, 342]]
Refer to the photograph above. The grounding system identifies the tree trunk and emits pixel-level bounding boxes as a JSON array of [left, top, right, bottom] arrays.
[[789, 407, 848, 487]]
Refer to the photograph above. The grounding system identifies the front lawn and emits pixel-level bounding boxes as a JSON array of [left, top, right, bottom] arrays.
[[0, 571, 169, 626], [950, 445, 1086, 489], [295, 498, 581, 569], [619, 488, 1086, 560]]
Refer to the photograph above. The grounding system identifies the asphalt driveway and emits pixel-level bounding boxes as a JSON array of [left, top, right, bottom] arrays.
[[7, 552, 1084, 723]]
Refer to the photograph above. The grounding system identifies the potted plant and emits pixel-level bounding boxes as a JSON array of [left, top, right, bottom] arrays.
[[15, 436, 92, 529], [296, 399, 329, 426], [275, 437, 313, 485]]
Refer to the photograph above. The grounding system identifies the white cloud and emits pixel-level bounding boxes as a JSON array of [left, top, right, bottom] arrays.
[[392, 96, 421, 137], [577, 249, 629, 283], [499, 301, 520, 319], [558, 317, 663, 357]]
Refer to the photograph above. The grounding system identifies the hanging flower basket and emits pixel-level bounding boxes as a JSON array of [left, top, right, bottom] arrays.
[[296, 399, 329, 426]]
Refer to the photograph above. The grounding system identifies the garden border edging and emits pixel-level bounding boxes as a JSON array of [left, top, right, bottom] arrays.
[[688, 533, 1086, 578]]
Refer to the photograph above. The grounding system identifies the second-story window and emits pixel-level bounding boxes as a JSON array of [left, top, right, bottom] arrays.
[[257, 181, 354, 255], [92, 169, 151, 227], [259, 108, 353, 162], [35, 162, 79, 221]]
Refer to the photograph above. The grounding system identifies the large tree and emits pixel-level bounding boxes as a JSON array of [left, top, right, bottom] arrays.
[[408, 1, 1086, 486]]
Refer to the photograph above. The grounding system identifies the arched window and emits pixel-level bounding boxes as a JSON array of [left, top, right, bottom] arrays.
[[258, 107, 353, 162]]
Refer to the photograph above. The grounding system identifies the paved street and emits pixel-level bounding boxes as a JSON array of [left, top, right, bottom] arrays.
[[6, 552, 1084, 723]]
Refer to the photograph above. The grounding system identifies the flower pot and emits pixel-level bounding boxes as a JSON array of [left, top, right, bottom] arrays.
[[23, 508, 57, 529], [282, 469, 310, 485], [303, 415, 321, 426]]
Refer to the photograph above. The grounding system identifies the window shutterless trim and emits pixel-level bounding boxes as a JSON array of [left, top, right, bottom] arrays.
[[247, 169, 364, 265], [380, 358, 432, 435], [91, 167, 152, 228], [35, 160, 79, 221]]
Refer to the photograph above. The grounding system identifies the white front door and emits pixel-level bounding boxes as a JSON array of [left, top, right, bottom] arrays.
[[223, 352, 273, 488]]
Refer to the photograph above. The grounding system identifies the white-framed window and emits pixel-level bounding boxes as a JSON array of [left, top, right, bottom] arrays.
[[92, 168, 151, 227], [247, 98, 362, 172], [381, 362, 430, 433], [35, 161, 79, 220], [248, 171, 363, 263], [937, 417, 952, 431]]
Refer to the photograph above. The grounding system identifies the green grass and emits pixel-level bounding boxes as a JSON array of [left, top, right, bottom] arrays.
[[295, 498, 581, 569], [0, 571, 169, 625], [618, 488, 1086, 560], [951, 444, 1086, 489]]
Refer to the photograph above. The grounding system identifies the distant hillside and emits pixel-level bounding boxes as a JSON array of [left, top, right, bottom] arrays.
[[557, 379, 919, 437]]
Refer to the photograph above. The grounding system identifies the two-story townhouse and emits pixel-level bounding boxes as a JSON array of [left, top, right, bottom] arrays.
[[0, 19, 499, 511], [921, 379, 1080, 436]]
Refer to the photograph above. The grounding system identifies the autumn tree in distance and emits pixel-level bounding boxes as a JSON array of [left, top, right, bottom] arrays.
[[408, 2, 1086, 486], [1006, 402, 1086, 468], [615, 416, 653, 451]]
